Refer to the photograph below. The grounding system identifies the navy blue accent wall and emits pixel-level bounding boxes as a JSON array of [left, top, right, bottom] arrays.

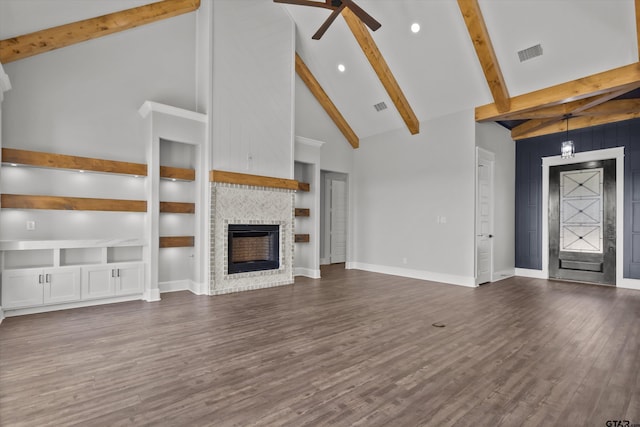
[[515, 118, 640, 279]]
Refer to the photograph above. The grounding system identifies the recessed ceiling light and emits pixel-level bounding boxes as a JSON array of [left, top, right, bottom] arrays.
[[10, 163, 17, 167], [337, 64, 346, 73], [411, 23, 421, 33], [172, 178, 177, 182], [79, 170, 85, 173]]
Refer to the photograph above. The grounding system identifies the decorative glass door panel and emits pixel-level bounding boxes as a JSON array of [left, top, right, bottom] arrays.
[[559, 168, 603, 253]]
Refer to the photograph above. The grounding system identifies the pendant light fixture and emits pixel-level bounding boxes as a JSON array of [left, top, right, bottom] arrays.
[[561, 115, 575, 159]]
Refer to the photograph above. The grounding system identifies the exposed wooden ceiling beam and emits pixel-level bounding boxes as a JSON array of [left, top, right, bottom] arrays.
[[476, 62, 640, 122], [295, 53, 359, 149], [511, 117, 562, 140], [510, 84, 640, 139], [501, 95, 604, 120], [457, 0, 510, 112], [341, 7, 420, 135], [578, 98, 640, 116], [0, 0, 200, 63], [513, 112, 640, 140]]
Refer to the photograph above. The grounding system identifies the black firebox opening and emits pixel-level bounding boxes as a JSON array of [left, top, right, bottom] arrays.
[[227, 224, 280, 274]]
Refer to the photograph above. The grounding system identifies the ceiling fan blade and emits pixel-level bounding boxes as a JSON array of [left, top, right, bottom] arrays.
[[273, 0, 334, 10], [312, 4, 345, 40], [342, 0, 381, 32]]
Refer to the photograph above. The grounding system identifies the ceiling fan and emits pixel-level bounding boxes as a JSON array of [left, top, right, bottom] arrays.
[[273, 0, 381, 40]]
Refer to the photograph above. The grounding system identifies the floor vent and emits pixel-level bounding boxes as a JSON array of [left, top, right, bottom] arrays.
[[373, 101, 387, 112], [517, 44, 543, 62]]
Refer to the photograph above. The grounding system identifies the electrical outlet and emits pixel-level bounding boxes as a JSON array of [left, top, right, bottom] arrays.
[[26, 220, 36, 230]]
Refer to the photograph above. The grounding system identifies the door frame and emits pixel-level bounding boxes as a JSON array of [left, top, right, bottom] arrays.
[[475, 147, 495, 285], [320, 171, 349, 265], [541, 147, 624, 285]]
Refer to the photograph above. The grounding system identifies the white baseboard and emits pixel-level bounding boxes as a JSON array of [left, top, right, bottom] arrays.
[[0, 306, 4, 325], [294, 267, 321, 279], [159, 280, 190, 293], [347, 262, 476, 287], [143, 288, 161, 302], [189, 280, 209, 295], [618, 277, 640, 291], [2, 294, 143, 318], [515, 268, 547, 279], [492, 269, 515, 282], [159, 280, 210, 295]]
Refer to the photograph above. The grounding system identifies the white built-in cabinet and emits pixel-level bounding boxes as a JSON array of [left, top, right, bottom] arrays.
[[1, 240, 145, 312], [82, 263, 143, 300], [2, 266, 81, 309]]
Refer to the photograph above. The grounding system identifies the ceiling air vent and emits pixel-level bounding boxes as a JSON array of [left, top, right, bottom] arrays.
[[517, 44, 543, 62], [373, 101, 387, 112]]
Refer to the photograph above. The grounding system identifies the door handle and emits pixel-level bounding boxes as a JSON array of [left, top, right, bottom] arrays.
[[488, 234, 494, 238], [39, 274, 44, 284], [112, 269, 116, 278], [46, 274, 51, 283]]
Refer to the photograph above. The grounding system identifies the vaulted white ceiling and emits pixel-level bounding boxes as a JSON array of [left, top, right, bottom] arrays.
[[282, 0, 638, 139]]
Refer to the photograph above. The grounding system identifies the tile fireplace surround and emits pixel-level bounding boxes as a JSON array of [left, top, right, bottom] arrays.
[[210, 182, 294, 295]]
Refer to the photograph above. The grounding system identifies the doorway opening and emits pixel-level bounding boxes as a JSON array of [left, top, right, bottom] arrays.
[[476, 148, 494, 285], [541, 147, 624, 287], [320, 171, 348, 268], [548, 160, 616, 285]]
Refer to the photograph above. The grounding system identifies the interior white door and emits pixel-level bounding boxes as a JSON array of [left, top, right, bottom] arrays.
[[329, 179, 347, 264], [476, 149, 494, 285]]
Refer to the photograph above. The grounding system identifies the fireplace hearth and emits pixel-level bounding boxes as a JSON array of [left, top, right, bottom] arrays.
[[227, 224, 280, 274]]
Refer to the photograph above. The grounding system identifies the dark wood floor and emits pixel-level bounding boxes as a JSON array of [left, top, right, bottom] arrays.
[[1, 265, 639, 426]]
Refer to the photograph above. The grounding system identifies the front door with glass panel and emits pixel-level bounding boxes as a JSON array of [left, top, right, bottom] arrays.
[[548, 160, 616, 285]]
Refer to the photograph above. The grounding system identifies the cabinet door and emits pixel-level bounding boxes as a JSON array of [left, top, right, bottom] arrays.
[[43, 267, 81, 305], [114, 264, 143, 296], [82, 266, 116, 300], [1, 269, 43, 309]]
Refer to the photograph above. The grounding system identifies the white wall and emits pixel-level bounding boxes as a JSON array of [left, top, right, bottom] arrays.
[[211, 0, 294, 179], [351, 109, 477, 286], [295, 76, 354, 175], [0, 2, 197, 241], [475, 122, 516, 279]]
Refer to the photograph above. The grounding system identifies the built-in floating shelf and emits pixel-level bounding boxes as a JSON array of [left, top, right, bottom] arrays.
[[295, 234, 310, 243], [0, 194, 147, 212], [159, 201, 195, 214], [297, 182, 310, 192], [159, 236, 194, 248], [160, 166, 195, 181], [295, 208, 310, 217], [1, 148, 147, 176], [210, 170, 299, 191]]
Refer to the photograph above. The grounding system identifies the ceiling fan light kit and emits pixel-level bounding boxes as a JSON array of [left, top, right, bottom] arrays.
[[273, 0, 381, 40]]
